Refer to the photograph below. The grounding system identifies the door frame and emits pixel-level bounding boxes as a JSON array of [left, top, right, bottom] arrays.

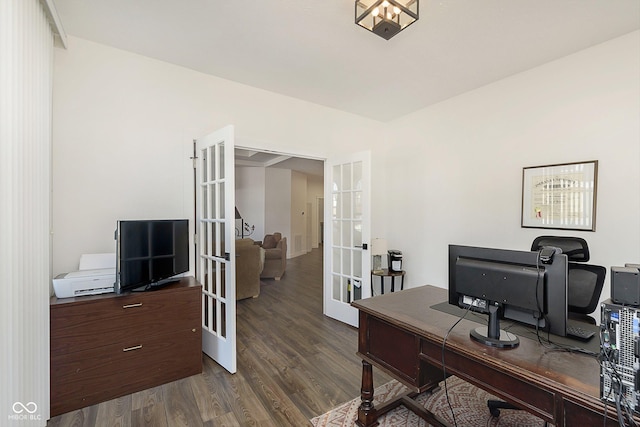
[[235, 143, 326, 255], [234, 144, 371, 328]]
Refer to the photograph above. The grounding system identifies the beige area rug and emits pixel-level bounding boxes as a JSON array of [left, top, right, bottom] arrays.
[[311, 376, 549, 427]]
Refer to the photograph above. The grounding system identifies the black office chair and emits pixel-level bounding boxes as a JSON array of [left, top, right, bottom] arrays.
[[531, 235, 590, 262], [566, 263, 607, 324], [531, 236, 606, 324], [488, 236, 606, 419]]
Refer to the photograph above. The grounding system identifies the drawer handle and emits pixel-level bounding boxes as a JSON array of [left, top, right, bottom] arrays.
[[123, 345, 142, 352], [122, 303, 143, 309]]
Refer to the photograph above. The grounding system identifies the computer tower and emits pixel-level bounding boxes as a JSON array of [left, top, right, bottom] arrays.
[[600, 299, 640, 415], [611, 266, 640, 306]]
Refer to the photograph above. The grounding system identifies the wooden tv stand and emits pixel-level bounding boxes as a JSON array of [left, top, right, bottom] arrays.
[[50, 277, 202, 417]]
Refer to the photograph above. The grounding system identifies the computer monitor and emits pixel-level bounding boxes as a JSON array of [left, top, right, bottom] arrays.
[[448, 244, 568, 349], [115, 219, 189, 294]]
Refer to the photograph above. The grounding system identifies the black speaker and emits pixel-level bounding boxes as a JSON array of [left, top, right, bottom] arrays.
[[611, 266, 640, 306]]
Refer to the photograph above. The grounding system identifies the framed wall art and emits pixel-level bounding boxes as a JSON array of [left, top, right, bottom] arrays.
[[521, 160, 598, 231]]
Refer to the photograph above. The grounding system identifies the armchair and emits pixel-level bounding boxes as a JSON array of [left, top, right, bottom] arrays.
[[260, 232, 287, 280], [235, 238, 264, 300]]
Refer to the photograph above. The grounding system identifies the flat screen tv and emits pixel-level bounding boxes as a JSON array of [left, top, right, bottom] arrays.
[[115, 219, 189, 294], [448, 244, 568, 348]]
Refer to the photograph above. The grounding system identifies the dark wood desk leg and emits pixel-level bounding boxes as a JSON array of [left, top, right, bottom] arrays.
[[370, 273, 373, 296], [401, 274, 404, 291], [380, 277, 384, 295], [356, 360, 379, 427], [391, 276, 395, 292]]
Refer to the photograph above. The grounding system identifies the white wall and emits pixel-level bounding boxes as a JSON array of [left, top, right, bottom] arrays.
[[53, 31, 639, 314], [52, 36, 387, 275], [236, 165, 323, 253], [264, 168, 292, 256], [377, 31, 640, 309], [290, 171, 308, 257], [307, 175, 324, 249], [235, 166, 265, 240]]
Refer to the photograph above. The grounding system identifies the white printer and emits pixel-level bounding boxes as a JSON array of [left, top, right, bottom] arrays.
[[52, 253, 116, 298]]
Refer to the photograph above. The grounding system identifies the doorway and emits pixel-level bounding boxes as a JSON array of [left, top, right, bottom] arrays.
[[234, 147, 372, 328], [234, 147, 325, 259]]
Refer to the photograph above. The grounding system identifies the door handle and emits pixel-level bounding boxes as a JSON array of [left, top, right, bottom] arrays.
[[355, 244, 368, 250]]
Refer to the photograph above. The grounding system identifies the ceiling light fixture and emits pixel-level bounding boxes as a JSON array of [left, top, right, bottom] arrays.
[[355, 0, 419, 40]]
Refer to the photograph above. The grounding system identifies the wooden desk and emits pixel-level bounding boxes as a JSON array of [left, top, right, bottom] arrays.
[[351, 285, 633, 427]]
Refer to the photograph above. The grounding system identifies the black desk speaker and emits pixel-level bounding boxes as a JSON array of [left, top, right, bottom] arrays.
[[611, 266, 640, 306]]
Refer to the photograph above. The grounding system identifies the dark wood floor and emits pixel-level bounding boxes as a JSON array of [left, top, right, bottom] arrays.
[[47, 247, 392, 426]]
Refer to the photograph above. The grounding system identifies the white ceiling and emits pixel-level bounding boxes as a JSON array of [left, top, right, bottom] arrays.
[[235, 148, 324, 177], [52, 0, 639, 123], [52, 1, 638, 176]]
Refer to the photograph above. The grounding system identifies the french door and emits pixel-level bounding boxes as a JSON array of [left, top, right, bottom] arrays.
[[195, 125, 237, 373], [324, 151, 372, 327]]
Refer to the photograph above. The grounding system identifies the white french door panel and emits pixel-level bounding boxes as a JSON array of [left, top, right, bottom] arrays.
[[195, 125, 237, 374], [323, 151, 372, 327]]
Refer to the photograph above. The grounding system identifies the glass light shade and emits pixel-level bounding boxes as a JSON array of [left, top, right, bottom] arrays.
[[371, 238, 388, 273], [355, 0, 419, 40], [371, 238, 388, 255]]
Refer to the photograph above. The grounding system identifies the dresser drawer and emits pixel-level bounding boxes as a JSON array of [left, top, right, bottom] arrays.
[[361, 316, 422, 386], [50, 278, 203, 416], [50, 327, 202, 417], [51, 285, 200, 354]]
